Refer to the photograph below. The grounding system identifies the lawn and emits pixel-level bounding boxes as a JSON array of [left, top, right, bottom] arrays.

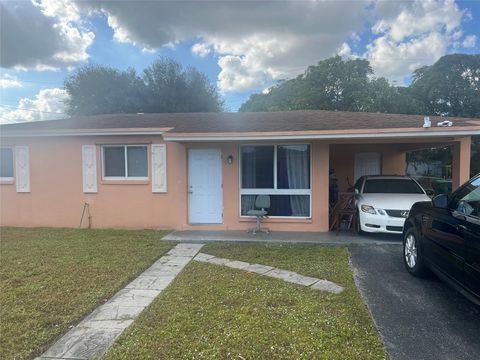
[[105, 243, 386, 360], [0, 227, 173, 360]]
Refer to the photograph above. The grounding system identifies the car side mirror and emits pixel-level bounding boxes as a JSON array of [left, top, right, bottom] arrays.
[[432, 194, 448, 209]]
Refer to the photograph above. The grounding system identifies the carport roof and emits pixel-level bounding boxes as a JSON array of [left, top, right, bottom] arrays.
[[1, 110, 479, 139]]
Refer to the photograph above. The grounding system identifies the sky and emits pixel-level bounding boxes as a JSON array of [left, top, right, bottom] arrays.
[[0, 0, 479, 124]]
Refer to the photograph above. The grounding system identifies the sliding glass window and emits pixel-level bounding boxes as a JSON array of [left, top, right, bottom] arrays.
[[240, 144, 311, 217], [102, 145, 148, 180]]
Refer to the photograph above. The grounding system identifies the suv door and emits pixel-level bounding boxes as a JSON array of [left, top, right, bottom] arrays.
[[450, 177, 480, 297], [422, 191, 466, 285]]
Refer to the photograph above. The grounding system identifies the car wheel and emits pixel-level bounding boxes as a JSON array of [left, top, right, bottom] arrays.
[[403, 227, 427, 277], [356, 211, 364, 235]]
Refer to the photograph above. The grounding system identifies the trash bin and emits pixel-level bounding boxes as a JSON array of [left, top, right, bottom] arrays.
[[431, 179, 452, 195]]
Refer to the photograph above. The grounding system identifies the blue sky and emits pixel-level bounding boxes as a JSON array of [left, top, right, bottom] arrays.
[[1, 0, 479, 123]]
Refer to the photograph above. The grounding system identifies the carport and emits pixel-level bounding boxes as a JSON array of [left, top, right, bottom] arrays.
[[329, 136, 472, 193]]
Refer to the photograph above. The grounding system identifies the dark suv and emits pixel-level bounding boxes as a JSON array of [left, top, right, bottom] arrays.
[[403, 174, 480, 305]]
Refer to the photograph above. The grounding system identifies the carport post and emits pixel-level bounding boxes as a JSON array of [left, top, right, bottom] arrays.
[[452, 136, 471, 190]]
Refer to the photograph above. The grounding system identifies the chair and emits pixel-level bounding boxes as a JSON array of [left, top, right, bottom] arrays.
[[247, 195, 270, 235], [329, 192, 357, 235]]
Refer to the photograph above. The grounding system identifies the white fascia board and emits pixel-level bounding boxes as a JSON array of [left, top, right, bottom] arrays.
[[0, 131, 166, 138], [164, 130, 480, 142]]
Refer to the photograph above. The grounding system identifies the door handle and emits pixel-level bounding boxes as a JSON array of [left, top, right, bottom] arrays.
[[456, 224, 467, 231], [188, 190, 193, 194]]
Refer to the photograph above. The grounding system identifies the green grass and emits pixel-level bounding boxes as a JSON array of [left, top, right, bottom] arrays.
[[0, 227, 173, 360], [105, 243, 386, 360]]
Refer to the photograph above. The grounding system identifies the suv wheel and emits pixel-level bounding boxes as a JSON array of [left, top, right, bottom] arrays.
[[403, 227, 427, 277]]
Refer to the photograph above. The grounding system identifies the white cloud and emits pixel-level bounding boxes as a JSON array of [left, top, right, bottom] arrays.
[[372, 0, 464, 42], [217, 54, 265, 92], [338, 43, 353, 58], [107, 14, 132, 44], [2, 0, 475, 91], [35, 0, 80, 23], [366, 32, 449, 83], [1, 0, 94, 70], [365, 0, 470, 83], [0, 75, 22, 89], [75, 0, 368, 92], [76, 0, 476, 91], [463, 35, 477, 48], [191, 43, 212, 58], [0, 88, 68, 124]]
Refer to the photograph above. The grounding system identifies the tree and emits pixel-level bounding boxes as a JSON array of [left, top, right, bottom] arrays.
[[411, 54, 480, 118], [143, 58, 222, 113], [366, 79, 423, 114], [409, 54, 480, 177], [239, 56, 424, 113], [240, 56, 375, 112], [240, 54, 479, 176], [65, 65, 146, 116], [64, 58, 223, 116]]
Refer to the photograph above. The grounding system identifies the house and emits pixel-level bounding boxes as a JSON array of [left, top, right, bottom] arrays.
[[0, 110, 478, 232]]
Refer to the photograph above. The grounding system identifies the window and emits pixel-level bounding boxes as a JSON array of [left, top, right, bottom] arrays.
[[451, 177, 480, 218], [0, 148, 14, 180], [102, 145, 148, 180], [363, 179, 424, 194], [240, 144, 311, 217]]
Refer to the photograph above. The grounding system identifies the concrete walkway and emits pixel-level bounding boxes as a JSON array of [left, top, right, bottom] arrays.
[[164, 230, 402, 245], [194, 252, 344, 294], [36, 243, 203, 360]]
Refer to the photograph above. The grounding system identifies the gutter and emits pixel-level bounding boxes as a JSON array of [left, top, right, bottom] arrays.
[[0, 127, 172, 138], [163, 129, 480, 142]]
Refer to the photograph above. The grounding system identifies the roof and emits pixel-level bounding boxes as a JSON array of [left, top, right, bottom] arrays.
[[1, 110, 479, 140]]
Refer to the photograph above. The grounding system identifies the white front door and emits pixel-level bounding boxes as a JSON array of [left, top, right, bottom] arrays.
[[188, 149, 223, 224], [354, 152, 381, 181]]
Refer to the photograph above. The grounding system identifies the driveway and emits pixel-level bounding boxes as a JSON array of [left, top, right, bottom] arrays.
[[349, 242, 480, 360]]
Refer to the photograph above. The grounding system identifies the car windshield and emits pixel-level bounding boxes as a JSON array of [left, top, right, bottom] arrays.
[[363, 179, 424, 194]]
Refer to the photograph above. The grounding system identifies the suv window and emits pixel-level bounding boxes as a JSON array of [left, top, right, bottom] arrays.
[[363, 179, 424, 194], [451, 178, 480, 218]]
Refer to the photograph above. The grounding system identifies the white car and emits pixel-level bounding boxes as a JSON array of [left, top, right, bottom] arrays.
[[355, 175, 431, 234]]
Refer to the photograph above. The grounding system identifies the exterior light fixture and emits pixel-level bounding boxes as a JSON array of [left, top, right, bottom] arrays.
[[227, 155, 234, 164]]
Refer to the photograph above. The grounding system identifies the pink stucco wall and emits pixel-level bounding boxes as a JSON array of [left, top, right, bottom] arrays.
[[0, 135, 471, 231], [0, 136, 330, 231], [329, 143, 407, 192], [452, 137, 472, 190]]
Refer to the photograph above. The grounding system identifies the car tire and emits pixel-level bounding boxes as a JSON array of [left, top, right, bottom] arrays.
[[356, 211, 364, 235], [403, 226, 427, 277]]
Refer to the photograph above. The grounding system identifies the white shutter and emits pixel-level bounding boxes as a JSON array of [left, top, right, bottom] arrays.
[[15, 146, 30, 193], [82, 145, 97, 193], [152, 144, 167, 193]]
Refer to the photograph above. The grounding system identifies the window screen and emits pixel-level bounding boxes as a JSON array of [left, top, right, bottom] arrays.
[[103, 145, 148, 179]]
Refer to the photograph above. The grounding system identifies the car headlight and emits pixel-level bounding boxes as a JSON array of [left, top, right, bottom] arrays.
[[361, 204, 376, 214]]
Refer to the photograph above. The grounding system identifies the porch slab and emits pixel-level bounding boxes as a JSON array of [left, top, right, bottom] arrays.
[[163, 230, 401, 245]]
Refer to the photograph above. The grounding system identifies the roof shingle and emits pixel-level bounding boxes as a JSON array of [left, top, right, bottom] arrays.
[[1, 110, 479, 134]]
